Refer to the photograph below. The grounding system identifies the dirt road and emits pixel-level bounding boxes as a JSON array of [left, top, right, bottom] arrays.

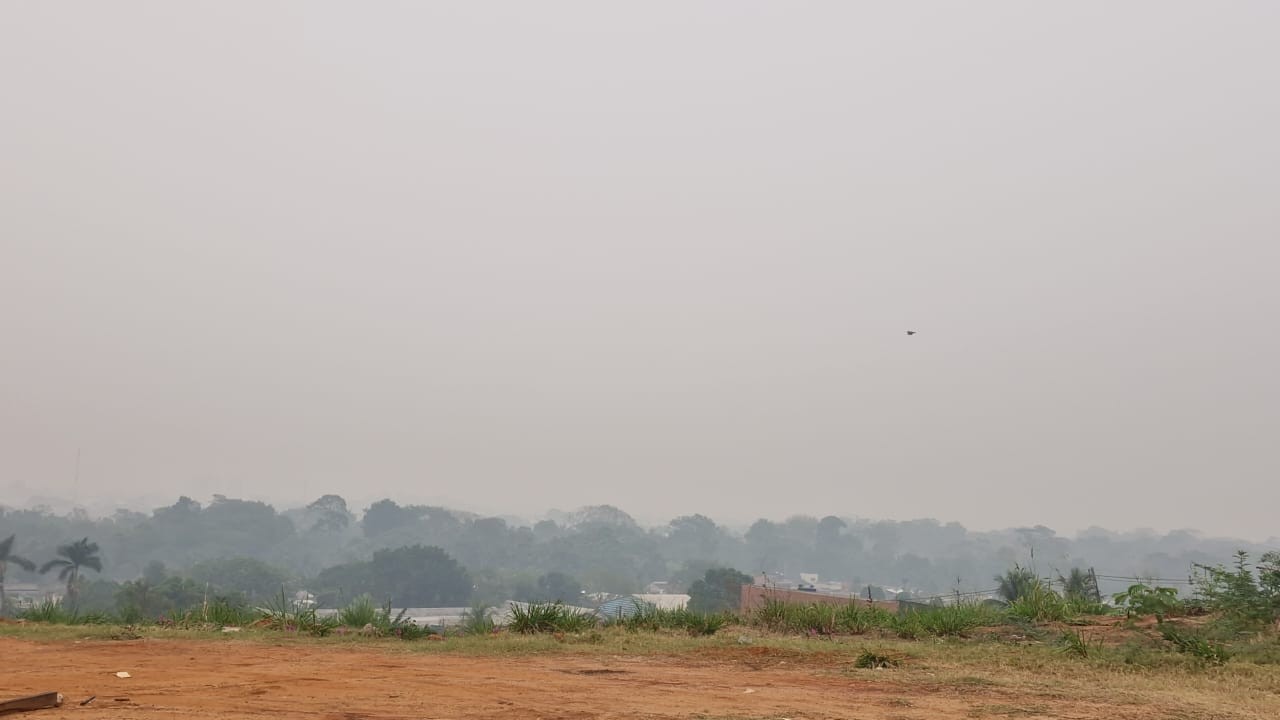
[[0, 636, 1191, 719]]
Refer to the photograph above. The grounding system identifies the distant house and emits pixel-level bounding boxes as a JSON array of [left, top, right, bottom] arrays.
[[632, 593, 689, 610], [596, 593, 692, 620], [597, 596, 649, 621], [5, 583, 53, 609]]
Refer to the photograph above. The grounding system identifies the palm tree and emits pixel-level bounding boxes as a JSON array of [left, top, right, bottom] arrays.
[[0, 534, 37, 614], [1057, 567, 1093, 601], [994, 565, 1039, 602], [40, 538, 103, 610]]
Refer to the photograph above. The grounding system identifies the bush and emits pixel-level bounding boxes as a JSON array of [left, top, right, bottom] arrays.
[[1113, 584, 1180, 621], [854, 648, 903, 669]]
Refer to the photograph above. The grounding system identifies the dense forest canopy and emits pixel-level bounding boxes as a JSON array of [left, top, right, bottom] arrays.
[[0, 495, 1271, 611]]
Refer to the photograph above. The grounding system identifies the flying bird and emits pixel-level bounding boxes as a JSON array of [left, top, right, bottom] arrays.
[[906, 330, 917, 336]]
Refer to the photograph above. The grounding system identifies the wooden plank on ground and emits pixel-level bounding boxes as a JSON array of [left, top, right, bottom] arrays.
[[0, 693, 64, 715]]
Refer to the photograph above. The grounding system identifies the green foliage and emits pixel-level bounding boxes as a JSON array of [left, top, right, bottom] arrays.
[[314, 545, 471, 608], [994, 565, 1038, 602], [258, 588, 339, 636], [1158, 623, 1231, 665], [1058, 629, 1102, 658], [39, 537, 102, 609], [460, 603, 496, 635], [203, 598, 254, 627], [21, 599, 71, 623], [749, 600, 899, 636], [528, 572, 582, 604], [853, 648, 903, 669], [605, 605, 730, 636], [687, 567, 750, 614], [906, 599, 1003, 632], [1007, 584, 1070, 623], [1056, 567, 1100, 602], [188, 557, 293, 604], [338, 594, 381, 628], [378, 600, 432, 640], [0, 534, 37, 615], [1113, 583, 1180, 621], [1193, 551, 1280, 628], [508, 601, 598, 634]]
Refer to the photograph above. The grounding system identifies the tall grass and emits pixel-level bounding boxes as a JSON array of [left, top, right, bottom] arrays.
[[508, 602, 597, 634], [461, 603, 496, 635], [749, 599, 999, 638], [22, 600, 71, 624], [259, 588, 338, 636], [894, 602, 1004, 638], [20, 600, 115, 626], [204, 599, 255, 627], [749, 600, 894, 636], [1007, 584, 1070, 623], [605, 606, 730, 636]]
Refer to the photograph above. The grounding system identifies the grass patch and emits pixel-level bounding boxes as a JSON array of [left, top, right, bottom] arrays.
[[508, 602, 598, 634]]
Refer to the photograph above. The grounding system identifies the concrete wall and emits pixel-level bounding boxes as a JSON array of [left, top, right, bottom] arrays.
[[738, 584, 899, 614]]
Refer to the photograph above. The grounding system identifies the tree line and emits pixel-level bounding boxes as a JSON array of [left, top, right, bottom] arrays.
[[1, 495, 1271, 617]]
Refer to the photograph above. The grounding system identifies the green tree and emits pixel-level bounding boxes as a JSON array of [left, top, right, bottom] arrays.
[[306, 495, 354, 533], [40, 537, 102, 609], [994, 565, 1038, 602], [1056, 567, 1096, 602], [361, 499, 422, 538], [0, 534, 37, 614], [314, 545, 471, 607], [687, 567, 751, 614], [532, 572, 581, 603], [188, 557, 292, 604]]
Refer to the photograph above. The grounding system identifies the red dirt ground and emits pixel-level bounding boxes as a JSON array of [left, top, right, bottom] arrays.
[[0, 636, 1170, 719]]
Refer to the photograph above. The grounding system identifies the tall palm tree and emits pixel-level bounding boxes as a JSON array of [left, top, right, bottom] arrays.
[[40, 538, 103, 610], [0, 534, 37, 614]]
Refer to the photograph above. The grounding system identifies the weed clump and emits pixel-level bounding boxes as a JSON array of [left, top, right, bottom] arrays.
[[854, 648, 905, 669]]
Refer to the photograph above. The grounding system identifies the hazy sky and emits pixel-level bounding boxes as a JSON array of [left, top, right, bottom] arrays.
[[2, 2, 1277, 539]]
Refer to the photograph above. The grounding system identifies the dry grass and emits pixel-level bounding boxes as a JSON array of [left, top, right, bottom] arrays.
[[4, 618, 1280, 718]]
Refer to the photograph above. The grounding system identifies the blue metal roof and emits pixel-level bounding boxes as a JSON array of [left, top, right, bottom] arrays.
[[596, 596, 653, 620]]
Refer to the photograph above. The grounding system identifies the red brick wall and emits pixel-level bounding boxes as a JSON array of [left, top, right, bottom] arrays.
[[738, 585, 899, 614]]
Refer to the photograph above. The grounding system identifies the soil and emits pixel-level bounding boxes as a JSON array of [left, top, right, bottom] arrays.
[[0, 636, 1190, 719]]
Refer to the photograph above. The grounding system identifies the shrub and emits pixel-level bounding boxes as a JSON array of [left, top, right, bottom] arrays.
[[1113, 584, 1179, 621], [1193, 551, 1280, 628]]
